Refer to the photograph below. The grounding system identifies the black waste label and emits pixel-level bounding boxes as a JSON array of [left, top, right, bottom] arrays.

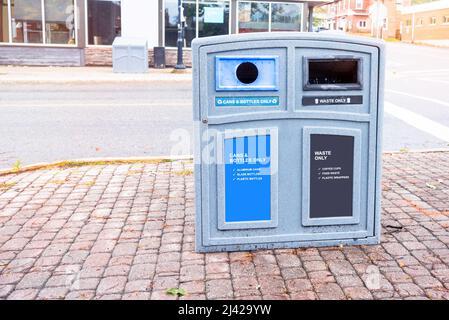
[[303, 95, 363, 106], [310, 134, 354, 219]]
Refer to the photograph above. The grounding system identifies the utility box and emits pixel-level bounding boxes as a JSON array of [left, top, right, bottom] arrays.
[[193, 33, 385, 252], [112, 37, 148, 73]]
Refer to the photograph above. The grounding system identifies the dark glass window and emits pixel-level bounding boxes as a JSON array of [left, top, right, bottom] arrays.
[[164, 0, 178, 47], [164, 0, 197, 48], [165, 0, 229, 48], [182, 0, 196, 47], [198, 0, 229, 38], [87, 0, 121, 45]]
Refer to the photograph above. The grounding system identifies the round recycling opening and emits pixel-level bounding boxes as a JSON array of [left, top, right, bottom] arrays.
[[236, 62, 259, 84]]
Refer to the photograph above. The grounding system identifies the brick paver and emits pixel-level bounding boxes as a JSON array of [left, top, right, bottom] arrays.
[[0, 152, 449, 300]]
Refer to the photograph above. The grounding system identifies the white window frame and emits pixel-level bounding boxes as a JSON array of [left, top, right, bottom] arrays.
[[7, 0, 12, 42], [162, 0, 233, 49], [236, 1, 304, 35], [355, 0, 363, 10], [358, 20, 367, 29], [1, 0, 78, 47]]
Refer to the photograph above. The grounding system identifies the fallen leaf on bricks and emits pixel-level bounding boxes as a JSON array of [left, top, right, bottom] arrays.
[[426, 183, 437, 190]]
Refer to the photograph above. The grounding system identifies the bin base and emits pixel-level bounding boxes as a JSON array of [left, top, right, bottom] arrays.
[[195, 235, 380, 253]]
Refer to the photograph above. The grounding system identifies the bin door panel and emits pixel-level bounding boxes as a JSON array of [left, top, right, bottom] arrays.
[[201, 120, 375, 247], [216, 127, 279, 230], [302, 126, 362, 227]]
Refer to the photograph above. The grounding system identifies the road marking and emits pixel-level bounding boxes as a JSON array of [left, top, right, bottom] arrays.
[[386, 61, 405, 68], [393, 68, 449, 75], [386, 89, 449, 108], [385, 101, 449, 142], [419, 78, 449, 86], [0, 101, 192, 108]]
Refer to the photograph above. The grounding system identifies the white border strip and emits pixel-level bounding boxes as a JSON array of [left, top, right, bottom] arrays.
[[385, 101, 449, 142]]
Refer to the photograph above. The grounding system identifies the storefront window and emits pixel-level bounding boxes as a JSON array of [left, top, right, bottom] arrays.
[[11, 0, 43, 43], [198, 0, 229, 38], [164, 0, 197, 48], [271, 3, 302, 32], [164, 0, 178, 47], [238, 1, 303, 34], [164, 0, 229, 48], [0, 0, 8, 42], [87, 0, 121, 45], [3, 0, 76, 44], [182, 0, 196, 47], [238, 2, 269, 33], [45, 0, 75, 44], [1, 0, 9, 42]]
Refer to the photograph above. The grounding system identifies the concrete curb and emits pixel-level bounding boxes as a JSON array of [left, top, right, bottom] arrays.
[[383, 147, 449, 154], [0, 67, 192, 85], [409, 41, 449, 50], [0, 77, 192, 85], [0, 155, 193, 176], [1, 148, 448, 176]]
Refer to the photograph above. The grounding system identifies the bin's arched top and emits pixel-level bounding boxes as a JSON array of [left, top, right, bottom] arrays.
[[191, 32, 385, 50]]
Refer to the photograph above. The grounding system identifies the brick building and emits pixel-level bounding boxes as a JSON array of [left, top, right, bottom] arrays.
[[323, 0, 411, 39], [400, 0, 449, 42], [325, 0, 373, 35]]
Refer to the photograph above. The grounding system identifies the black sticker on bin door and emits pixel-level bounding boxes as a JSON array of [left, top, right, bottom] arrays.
[[310, 134, 354, 218], [302, 95, 363, 106]]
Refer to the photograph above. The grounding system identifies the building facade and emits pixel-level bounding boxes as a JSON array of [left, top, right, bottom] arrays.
[[324, 0, 410, 39], [0, 0, 327, 67], [325, 0, 373, 36], [400, 0, 449, 42]]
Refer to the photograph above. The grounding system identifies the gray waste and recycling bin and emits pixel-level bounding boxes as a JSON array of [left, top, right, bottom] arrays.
[[193, 33, 385, 252], [112, 37, 148, 73]]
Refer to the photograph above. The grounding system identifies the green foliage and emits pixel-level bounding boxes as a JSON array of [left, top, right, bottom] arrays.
[[12, 160, 22, 172], [0, 182, 16, 190], [412, 0, 437, 5], [165, 288, 186, 297], [174, 169, 193, 176]]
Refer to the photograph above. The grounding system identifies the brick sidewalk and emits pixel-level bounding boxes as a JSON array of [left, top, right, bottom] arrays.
[[0, 152, 448, 300]]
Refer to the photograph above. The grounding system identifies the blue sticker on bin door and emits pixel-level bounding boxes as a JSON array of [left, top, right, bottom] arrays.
[[224, 135, 271, 222], [215, 96, 279, 107]]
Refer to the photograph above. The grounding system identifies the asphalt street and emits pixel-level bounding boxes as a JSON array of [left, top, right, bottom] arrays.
[[0, 82, 192, 168], [0, 42, 448, 169], [384, 42, 449, 151]]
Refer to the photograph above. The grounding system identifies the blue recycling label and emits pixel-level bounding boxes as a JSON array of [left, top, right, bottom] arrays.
[[215, 96, 279, 107], [224, 135, 271, 222]]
